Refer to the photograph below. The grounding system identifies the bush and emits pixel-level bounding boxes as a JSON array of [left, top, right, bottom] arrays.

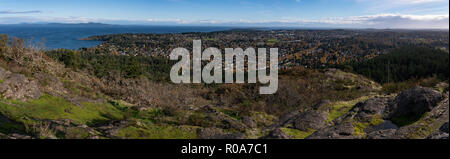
[[46, 49, 173, 81]]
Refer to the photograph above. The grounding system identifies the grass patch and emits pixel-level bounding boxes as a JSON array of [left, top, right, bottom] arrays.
[[280, 128, 315, 139]]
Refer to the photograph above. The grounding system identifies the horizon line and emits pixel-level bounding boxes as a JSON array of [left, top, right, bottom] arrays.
[[0, 22, 448, 31]]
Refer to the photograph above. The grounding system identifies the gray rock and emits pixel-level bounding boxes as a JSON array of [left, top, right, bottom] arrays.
[[273, 111, 300, 128], [197, 127, 224, 139], [306, 122, 358, 139], [353, 98, 390, 120], [294, 111, 328, 131], [427, 132, 449, 139], [263, 128, 291, 139], [389, 87, 443, 119], [8, 133, 33, 139], [366, 129, 400, 139]]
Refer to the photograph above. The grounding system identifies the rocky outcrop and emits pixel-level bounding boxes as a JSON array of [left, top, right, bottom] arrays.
[[388, 87, 443, 119], [352, 97, 390, 120], [293, 111, 328, 131], [0, 67, 41, 101], [272, 86, 448, 139]]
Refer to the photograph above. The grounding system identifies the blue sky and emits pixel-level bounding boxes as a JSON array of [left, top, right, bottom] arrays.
[[0, 0, 448, 28]]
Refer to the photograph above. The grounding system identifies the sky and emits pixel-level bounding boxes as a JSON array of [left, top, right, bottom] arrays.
[[0, 0, 448, 29]]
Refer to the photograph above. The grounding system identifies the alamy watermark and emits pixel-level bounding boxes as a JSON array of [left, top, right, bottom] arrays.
[[170, 40, 278, 94]]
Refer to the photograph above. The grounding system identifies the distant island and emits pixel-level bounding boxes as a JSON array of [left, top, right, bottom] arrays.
[[14, 22, 113, 26]]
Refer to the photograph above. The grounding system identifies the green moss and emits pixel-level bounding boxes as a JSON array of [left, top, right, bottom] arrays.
[[352, 116, 385, 138], [0, 95, 124, 125], [280, 128, 316, 139], [117, 124, 198, 139], [370, 117, 385, 126], [326, 96, 370, 123], [353, 122, 370, 137]]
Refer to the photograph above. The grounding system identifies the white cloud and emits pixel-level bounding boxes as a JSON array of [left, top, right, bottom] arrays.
[[1, 14, 448, 29], [390, 0, 445, 4], [356, 0, 446, 4]]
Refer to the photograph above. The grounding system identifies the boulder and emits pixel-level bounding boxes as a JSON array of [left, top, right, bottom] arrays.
[[294, 111, 328, 131], [389, 87, 443, 119], [353, 98, 390, 120]]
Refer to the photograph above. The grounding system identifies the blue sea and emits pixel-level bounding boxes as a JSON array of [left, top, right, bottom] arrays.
[[0, 24, 233, 50]]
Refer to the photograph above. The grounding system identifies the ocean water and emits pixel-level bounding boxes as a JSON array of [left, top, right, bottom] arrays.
[[0, 24, 233, 50]]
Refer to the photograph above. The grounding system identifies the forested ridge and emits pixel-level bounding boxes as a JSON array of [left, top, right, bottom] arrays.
[[336, 46, 449, 84]]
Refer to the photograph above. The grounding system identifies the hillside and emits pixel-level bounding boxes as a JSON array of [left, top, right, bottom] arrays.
[[0, 34, 448, 139]]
